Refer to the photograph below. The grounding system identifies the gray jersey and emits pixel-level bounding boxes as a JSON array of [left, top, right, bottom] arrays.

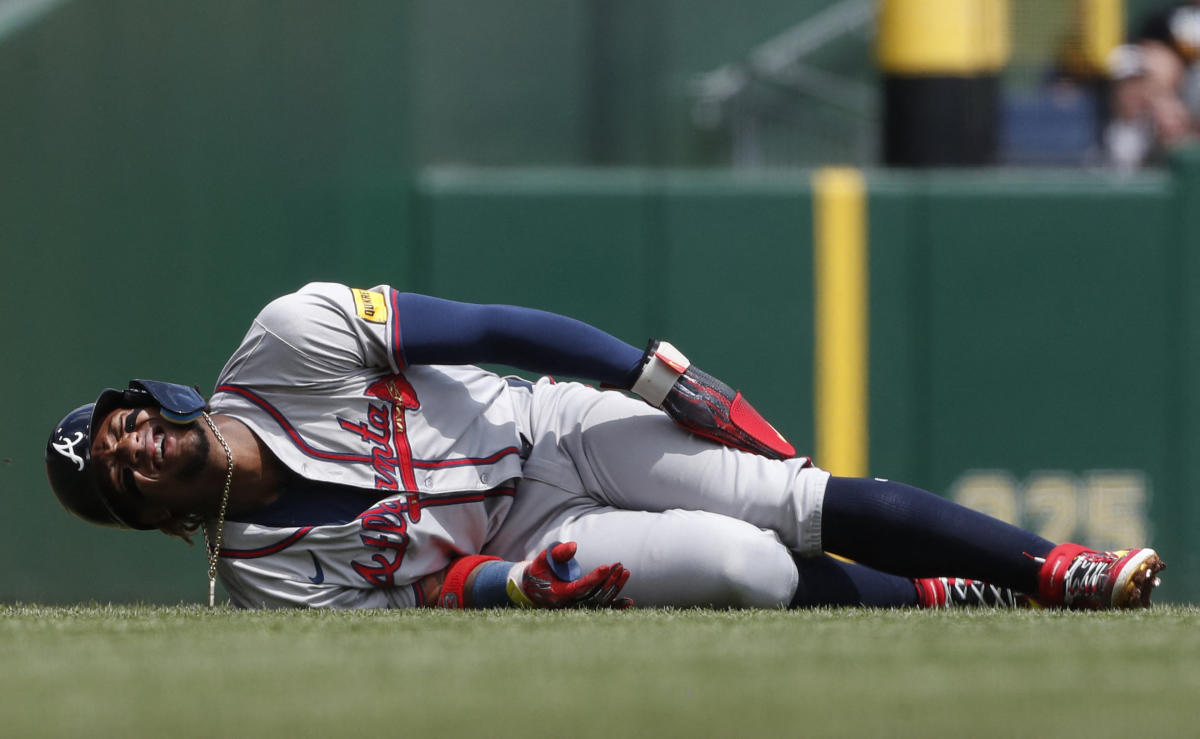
[[212, 282, 527, 493], [212, 282, 527, 608], [212, 282, 828, 610]]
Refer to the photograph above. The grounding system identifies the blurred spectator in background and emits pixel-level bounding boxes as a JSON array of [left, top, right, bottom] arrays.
[[1106, 1, 1200, 169]]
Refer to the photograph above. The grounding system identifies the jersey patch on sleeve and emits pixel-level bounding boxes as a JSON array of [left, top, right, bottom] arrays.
[[352, 288, 389, 324]]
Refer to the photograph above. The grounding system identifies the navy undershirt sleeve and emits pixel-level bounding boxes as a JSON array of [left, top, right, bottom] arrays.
[[393, 293, 645, 388]]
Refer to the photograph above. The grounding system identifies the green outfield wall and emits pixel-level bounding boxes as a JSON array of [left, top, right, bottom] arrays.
[[413, 163, 1197, 604], [6, 0, 1197, 608], [7, 158, 1200, 604]]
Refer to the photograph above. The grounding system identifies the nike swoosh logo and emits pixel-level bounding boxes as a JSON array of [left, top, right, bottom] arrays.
[[307, 550, 325, 584]]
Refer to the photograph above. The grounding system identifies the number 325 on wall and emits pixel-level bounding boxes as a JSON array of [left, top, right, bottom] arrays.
[[950, 470, 1149, 552]]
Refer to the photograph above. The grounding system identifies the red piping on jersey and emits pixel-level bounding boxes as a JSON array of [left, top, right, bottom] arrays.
[[390, 289, 406, 370], [216, 383, 525, 477], [219, 489, 516, 579], [214, 383, 526, 471], [391, 487, 516, 512], [215, 384, 374, 463], [413, 447, 522, 469], [353, 487, 516, 526], [220, 526, 314, 559]]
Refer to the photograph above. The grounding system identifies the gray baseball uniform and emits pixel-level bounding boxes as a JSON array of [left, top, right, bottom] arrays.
[[211, 282, 828, 608]]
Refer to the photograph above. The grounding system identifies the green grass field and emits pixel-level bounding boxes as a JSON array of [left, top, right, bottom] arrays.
[[3, 605, 1198, 738]]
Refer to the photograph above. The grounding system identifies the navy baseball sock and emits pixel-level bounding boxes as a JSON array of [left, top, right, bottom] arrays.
[[789, 554, 918, 608], [820, 476, 1053, 594]]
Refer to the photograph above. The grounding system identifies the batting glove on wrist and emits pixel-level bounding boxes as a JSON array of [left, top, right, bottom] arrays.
[[631, 340, 796, 460], [508, 541, 633, 609]]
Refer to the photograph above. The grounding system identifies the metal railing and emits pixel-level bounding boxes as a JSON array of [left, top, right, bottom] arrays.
[[691, 0, 878, 168]]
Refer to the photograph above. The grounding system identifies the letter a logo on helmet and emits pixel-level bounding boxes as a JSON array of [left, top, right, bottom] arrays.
[[51, 431, 87, 471]]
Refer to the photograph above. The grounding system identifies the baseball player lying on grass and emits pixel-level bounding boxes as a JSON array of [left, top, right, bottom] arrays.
[[47, 282, 1165, 610]]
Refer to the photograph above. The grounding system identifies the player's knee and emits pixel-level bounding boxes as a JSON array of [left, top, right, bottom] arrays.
[[714, 537, 798, 608]]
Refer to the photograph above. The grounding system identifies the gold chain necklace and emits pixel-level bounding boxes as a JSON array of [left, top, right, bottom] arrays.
[[201, 412, 233, 608]]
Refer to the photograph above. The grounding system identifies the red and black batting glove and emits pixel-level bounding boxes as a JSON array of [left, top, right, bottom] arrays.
[[510, 541, 633, 609], [630, 339, 796, 460]]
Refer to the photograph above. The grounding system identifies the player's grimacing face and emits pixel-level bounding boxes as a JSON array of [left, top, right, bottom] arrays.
[[90, 406, 212, 521]]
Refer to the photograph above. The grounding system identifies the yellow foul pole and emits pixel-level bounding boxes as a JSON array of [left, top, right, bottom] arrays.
[[813, 167, 868, 477]]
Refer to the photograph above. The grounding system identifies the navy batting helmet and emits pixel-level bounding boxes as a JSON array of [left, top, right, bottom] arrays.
[[45, 380, 207, 530]]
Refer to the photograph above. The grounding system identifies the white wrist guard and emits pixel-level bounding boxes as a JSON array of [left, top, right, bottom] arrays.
[[631, 340, 691, 408], [504, 562, 536, 608]]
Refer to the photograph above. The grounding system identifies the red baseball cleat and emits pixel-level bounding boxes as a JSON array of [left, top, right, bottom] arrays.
[[1036, 543, 1165, 609], [914, 577, 1031, 608]]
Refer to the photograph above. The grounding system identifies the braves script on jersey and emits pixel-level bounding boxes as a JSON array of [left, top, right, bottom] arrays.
[[211, 283, 533, 607]]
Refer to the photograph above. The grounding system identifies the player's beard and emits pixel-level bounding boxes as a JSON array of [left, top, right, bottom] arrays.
[[178, 422, 211, 482]]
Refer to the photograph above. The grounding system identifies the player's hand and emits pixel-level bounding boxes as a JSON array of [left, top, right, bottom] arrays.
[[631, 340, 796, 460], [513, 541, 633, 609]]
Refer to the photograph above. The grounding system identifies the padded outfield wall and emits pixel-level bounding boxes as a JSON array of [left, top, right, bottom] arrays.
[[6, 157, 1200, 604], [415, 162, 1196, 605], [6, 0, 1198, 605]]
